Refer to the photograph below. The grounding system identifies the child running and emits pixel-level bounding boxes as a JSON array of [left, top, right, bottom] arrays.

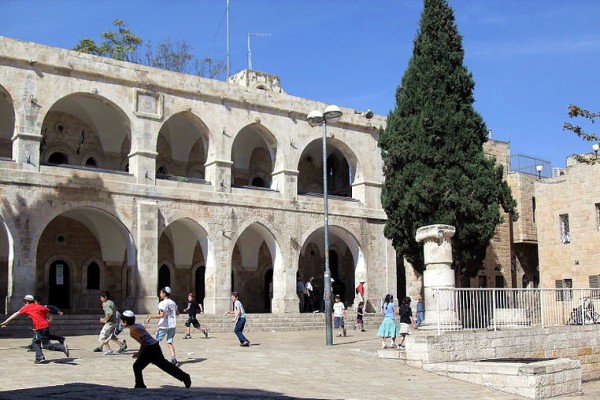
[[146, 286, 180, 365], [1, 294, 69, 364], [183, 293, 209, 339], [355, 301, 366, 332], [120, 310, 191, 389], [225, 292, 250, 346], [333, 294, 346, 337]]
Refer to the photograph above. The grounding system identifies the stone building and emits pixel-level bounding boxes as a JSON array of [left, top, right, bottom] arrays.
[[535, 155, 600, 290], [0, 36, 544, 315], [0, 36, 396, 314]]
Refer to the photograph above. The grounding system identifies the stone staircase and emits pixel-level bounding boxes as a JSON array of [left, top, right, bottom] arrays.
[[0, 312, 381, 338]]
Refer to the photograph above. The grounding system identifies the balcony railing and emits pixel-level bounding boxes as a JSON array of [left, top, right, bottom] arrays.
[[429, 288, 600, 334]]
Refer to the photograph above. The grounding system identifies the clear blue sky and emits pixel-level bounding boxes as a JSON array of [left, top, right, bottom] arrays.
[[2, 0, 599, 170]]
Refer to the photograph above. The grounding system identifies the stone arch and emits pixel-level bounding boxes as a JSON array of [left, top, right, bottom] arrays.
[[0, 84, 15, 159], [158, 217, 213, 302], [157, 260, 174, 295], [297, 137, 360, 199], [0, 213, 16, 313], [41, 92, 131, 172], [156, 111, 210, 181], [33, 206, 135, 312], [43, 254, 76, 310], [231, 123, 278, 189], [298, 222, 366, 307], [229, 220, 283, 313], [81, 256, 105, 292]]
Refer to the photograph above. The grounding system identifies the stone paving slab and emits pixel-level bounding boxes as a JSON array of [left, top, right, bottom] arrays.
[[0, 328, 599, 399]]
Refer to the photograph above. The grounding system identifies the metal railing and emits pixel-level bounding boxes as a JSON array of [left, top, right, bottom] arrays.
[[431, 288, 600, 334]]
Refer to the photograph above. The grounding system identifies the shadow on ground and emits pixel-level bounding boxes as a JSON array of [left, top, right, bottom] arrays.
[[0, 383, 329, 400]]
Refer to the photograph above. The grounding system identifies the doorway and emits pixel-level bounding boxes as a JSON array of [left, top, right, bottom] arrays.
[[48, 260, 70, 309]]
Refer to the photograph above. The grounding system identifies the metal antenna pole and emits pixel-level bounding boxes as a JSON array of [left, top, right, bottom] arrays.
[[226, 0, 230, 78], [247, 33, 271, 71]]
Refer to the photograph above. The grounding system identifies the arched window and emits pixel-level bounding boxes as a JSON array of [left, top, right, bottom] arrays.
[[158, 264, 170, 294], [86, 262, 100, 290], [48, 152, 69, 165], [251, 177, 266, 187], [85, 157, 98, 167]]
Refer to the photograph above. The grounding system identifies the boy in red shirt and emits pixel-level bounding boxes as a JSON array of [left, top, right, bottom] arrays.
[[0, 295, 69, 364]]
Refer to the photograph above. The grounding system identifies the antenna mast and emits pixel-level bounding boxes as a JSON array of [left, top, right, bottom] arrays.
[[226, 0, 230, 78], [247, 32, 271, 70]]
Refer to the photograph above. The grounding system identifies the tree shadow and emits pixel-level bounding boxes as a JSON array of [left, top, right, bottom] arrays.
[[0, 383, 328, 399]]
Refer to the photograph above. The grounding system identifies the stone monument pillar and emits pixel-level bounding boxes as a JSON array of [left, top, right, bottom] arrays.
[[415, 224, 461, 329]]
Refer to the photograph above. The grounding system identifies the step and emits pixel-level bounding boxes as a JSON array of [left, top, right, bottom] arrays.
[[0, 313, 382, 337]]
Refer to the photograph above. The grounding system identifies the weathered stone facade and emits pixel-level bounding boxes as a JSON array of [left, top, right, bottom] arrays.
[[536, 155, 600, 289], [0, 36, 393, 314], [0, 36, 546, 316]]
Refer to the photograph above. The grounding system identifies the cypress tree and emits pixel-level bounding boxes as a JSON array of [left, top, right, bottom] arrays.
[[379, 0, 518, 280]]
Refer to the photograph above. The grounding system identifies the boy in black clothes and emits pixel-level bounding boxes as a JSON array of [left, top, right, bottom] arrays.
[[182, 293, 209, 339], [120, 310, 191, 389]]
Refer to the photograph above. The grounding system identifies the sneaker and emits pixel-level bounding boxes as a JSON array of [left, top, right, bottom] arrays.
[[103, 349, 114, 356], [183, 334, 192, 339], [118, 340, 127, 353], [93, 346, 103, 352], [381, 343, 387, 349], [361, 329, 367, 332], [58, 337, 65, 344], [63, 343, 69, 357], [203, 328, 209, 339], [171, 357, 179, 366], [183, 373, 192, 389], [34, 357, 46, 364], [240, 341, 250, 347]]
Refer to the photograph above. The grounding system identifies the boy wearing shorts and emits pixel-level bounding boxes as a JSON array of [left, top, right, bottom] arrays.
[[183, 293, 209, 339], [146, 286, 179, 365], [333, 295, 346, 337]]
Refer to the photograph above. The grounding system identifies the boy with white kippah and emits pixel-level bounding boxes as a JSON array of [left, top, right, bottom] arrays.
[[0, 295, 69, 364], [146, 286, 180, 365], [120, 310, 191, 389]]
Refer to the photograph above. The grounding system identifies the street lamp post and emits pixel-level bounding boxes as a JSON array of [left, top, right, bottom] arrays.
[[307, 104, 343, 346], [535, 164, 543, 181], [593, 143, 599, 160]]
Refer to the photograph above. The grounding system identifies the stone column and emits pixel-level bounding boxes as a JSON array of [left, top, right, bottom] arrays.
[[271, 169, 298, 201], [134, 200, 159, 313], [415, 224, 461, 329]]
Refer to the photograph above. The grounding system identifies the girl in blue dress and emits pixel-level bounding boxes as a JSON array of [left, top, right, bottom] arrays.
[[376, 294, 399, 349]]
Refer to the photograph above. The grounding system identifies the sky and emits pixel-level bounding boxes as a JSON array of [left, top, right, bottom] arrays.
[[2, 0, 599, 171]]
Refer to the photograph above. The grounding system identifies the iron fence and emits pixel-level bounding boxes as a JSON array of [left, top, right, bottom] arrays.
[[430, 288, 600, 334]]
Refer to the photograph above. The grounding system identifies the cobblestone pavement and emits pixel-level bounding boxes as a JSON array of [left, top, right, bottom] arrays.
[[0, 328, 599, 399]]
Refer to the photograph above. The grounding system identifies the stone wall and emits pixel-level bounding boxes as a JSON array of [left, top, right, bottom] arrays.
[[535, 159, 600, 289], [406, 325, 600, 380]]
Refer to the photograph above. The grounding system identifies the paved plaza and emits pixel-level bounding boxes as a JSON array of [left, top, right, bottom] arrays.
[[0, 328, 599, 399]]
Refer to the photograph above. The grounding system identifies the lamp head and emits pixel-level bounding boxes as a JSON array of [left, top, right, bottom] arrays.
[[535, 164, 543, 173], [323, 105, 342, 123], [307, 110, 324, 127], [593, 143, 600, 152], [364, 109, 374, 120]]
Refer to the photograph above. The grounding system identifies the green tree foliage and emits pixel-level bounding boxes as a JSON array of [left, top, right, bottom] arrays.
[[379, 0, 518, 280], [73, 19, 225, 79], [563, 105, 600, 164]]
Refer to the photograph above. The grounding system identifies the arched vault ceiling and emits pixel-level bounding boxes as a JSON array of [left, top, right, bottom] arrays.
[[236, 223, 279, 269], [160, 115, 208, 161], [49, 95, 129, 153], [61, 208, 128, 264], [162, 219, 208, 267]]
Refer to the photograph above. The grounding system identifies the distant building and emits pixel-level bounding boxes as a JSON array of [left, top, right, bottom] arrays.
[[536, 154, 600, 290]]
